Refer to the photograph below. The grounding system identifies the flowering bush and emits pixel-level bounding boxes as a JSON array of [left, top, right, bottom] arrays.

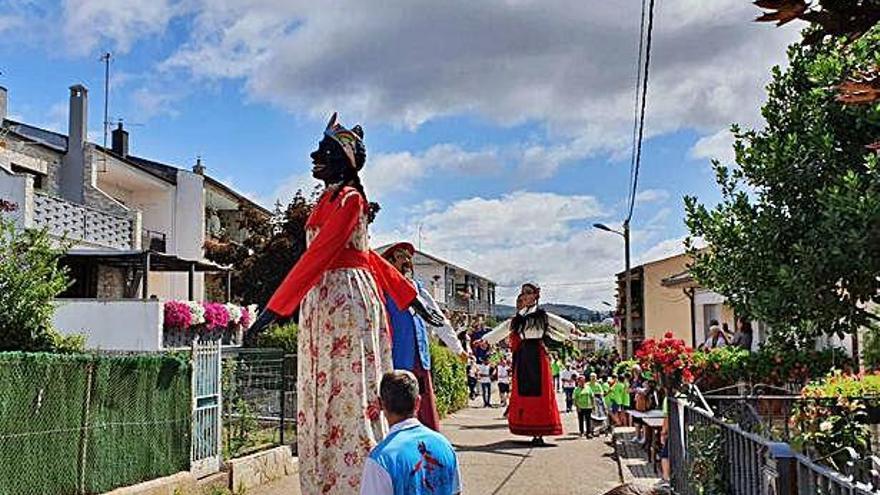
[[691, 347, 853, 391], [162, 300, 255, 332], [164, 301, 194, 330], [636, 331, 696, 390], [790, 396, 870, 470], [203, 302, 230, 330], [802, 371, 880, 398]]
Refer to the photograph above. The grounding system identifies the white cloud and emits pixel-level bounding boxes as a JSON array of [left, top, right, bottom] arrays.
[[370, 191, 620, 306], [145, 0, 798, 174], [61, 0, 180, 55], [690, 128, 736, 165], [635, 188, 671, 205]]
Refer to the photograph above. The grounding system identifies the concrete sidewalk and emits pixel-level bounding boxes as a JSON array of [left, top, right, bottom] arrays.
[[445, 393, 622, 495], [249, 392, 622, 495]]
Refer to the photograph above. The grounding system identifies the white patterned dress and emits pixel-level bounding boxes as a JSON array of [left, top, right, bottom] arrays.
[[295, 191, 392, 494]]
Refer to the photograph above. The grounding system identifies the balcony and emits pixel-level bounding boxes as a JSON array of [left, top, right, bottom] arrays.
[[142, 229, 167, 253], [33, 193, 133, 250]]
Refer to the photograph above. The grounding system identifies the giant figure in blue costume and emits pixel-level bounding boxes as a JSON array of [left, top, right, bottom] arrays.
[[382, 242, 467, 431]]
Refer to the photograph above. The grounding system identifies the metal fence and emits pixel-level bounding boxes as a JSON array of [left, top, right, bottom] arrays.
[[669, 397, 880, 494], [221, 348, 296, 459]]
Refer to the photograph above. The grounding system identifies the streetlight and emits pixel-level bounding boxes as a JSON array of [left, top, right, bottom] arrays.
[[594, 221, 632, 359]]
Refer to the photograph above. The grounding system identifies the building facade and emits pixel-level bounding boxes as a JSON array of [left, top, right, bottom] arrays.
[[0, 84, 268, 350]]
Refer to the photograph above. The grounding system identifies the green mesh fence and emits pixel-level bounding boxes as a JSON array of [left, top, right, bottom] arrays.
[[0, 352, 191, 495]]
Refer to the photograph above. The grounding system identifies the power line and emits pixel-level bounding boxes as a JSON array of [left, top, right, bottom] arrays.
[[627, 0, 648, 215], [627, 0, 657, 223]]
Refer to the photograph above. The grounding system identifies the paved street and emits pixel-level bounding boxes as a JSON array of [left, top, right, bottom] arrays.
[[251, 391, 622, 495]]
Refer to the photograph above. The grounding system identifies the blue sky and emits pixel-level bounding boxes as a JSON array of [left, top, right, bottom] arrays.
[[0, 0, 800, 306]]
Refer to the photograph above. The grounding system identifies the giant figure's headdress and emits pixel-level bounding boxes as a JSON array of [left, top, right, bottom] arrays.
[[324, 112, 365, 171]]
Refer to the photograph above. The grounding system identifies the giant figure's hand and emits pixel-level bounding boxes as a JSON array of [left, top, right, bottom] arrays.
[[411, 298, 445, 327], [247, 309, 280, 341]]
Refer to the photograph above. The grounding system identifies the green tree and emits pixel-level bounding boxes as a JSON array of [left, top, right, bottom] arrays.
[[685, 26, 880, 345], [0, 204, 71, 351], [205, 190, 316, 308]]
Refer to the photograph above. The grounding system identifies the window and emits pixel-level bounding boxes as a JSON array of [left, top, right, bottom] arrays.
[[11, 164, 45, 190]]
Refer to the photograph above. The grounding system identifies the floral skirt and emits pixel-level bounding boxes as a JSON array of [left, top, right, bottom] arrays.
[[297, 268, 392, 494]]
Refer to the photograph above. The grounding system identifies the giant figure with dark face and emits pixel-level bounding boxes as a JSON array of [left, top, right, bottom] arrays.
[[476, 283, 576, 445], [249, 114, 436, 494]]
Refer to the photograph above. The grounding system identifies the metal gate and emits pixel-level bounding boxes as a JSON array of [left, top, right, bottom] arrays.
[[191, 337, 222, 477]]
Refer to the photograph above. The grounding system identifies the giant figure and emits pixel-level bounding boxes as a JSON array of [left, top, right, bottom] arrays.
[[381, 242, 466, 431], [477, 283, 575, 445], [249, 114, 438, 494]]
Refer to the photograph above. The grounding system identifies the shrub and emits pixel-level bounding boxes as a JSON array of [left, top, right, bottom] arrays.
[[430, 340, 468, 418], [255, 322, 298, 354], [0, 213, 70, 351]]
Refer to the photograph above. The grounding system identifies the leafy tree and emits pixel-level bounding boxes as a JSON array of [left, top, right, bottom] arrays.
[[205, 190, 316, 309], [685, 26, 880, 345], [0, 203, 71, 351]]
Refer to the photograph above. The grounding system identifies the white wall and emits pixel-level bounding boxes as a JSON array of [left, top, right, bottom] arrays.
[[0, 166, 32, 228], [53, 299, 164, 351], [414, 255, 446, 304]]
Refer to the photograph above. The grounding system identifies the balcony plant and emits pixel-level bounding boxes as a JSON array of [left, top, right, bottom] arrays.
[[162, 300, 256, 347]]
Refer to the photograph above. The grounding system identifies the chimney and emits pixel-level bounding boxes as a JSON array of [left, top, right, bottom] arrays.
[[61, 84, 89, 203], [192, 157, 205, 175], [112, 121, 129, 158], [0, 86, 7, 122]]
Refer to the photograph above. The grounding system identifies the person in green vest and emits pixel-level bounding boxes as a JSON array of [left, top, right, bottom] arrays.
[[573, 374, 605, 438], [551, 359, 562, 392], [606, 373, 630, 426]]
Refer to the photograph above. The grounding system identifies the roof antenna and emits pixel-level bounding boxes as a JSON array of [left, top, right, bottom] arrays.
[[99, 52, 111, 172]]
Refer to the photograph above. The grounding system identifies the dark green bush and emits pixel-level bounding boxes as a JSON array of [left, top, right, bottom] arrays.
[[255, 322, 298, 353]]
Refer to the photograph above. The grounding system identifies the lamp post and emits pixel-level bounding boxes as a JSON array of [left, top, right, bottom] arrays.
[[594, 221, 633, 358]]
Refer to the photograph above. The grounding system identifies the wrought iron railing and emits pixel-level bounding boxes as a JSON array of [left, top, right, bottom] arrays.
[[670, 397, 880, 494], [142, 229, 167, 253]]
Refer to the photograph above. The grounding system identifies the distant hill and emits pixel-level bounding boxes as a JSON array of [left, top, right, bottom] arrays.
[[494, 303, 607, 322]]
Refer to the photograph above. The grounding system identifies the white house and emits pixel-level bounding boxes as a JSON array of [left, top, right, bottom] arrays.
[[0, 84, 268, 350], [376, 245, 497, 319]]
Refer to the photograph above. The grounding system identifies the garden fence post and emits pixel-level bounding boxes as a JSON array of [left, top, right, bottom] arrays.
[[765, 441, 797, 495], [77, 360, 95, 495], [279, 353, 286, 446]]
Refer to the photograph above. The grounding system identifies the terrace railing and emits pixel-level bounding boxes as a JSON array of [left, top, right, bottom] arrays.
[[33, 192, 133, 249], [670, 397, 880, 494]]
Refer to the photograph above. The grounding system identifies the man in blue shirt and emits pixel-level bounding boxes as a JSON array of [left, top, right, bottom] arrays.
[[361, 370, 463, 495]]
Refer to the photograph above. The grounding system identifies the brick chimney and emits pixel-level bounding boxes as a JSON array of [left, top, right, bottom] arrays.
[[0, 86, 7, 123], [111, 121, 128, 158], [61, 84, 88, 203]]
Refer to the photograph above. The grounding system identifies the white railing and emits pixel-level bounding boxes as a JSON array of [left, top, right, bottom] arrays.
[[34, 192, 133, 249]]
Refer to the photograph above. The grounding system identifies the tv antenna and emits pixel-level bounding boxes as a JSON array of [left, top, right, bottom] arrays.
[[99, 52, 111, 172]]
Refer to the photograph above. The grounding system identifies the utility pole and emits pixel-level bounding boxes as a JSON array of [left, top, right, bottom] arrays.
[[624, 220, 633, 359]]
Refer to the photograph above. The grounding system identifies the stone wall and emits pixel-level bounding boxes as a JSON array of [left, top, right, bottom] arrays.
[[97, 266, 126, 299], [228, 446, 298, 493]]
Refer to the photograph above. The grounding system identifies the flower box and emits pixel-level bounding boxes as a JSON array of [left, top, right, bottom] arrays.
[[162, 300, 256, 349]]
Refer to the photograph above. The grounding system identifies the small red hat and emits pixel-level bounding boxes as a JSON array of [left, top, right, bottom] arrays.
[[382, 242, 415, 258]]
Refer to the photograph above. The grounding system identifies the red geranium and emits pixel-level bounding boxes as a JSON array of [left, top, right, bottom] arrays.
[[636, 331, 696, 391]]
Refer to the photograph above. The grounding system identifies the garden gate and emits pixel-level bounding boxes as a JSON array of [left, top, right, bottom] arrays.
[[191, 337, 222, 477]]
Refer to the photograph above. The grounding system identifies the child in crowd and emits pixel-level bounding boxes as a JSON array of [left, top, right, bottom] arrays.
[[573, 375, 598, 438]]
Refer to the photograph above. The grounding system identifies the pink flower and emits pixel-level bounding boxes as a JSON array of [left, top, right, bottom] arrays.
[[164, 301, 193, 330], [202, 302, 230, 330], [240, 307, 252, 328]]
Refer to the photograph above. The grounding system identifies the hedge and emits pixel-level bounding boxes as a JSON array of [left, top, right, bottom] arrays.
[[430, 340, 469, 417], [0, 352, 191, 494]]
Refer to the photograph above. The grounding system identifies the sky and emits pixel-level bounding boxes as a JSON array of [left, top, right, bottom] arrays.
[[0, 0, 801, 307]]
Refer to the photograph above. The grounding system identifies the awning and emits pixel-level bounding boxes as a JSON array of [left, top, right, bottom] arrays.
[[661, 270, 696, 288], [62, 249, 231, 272]]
